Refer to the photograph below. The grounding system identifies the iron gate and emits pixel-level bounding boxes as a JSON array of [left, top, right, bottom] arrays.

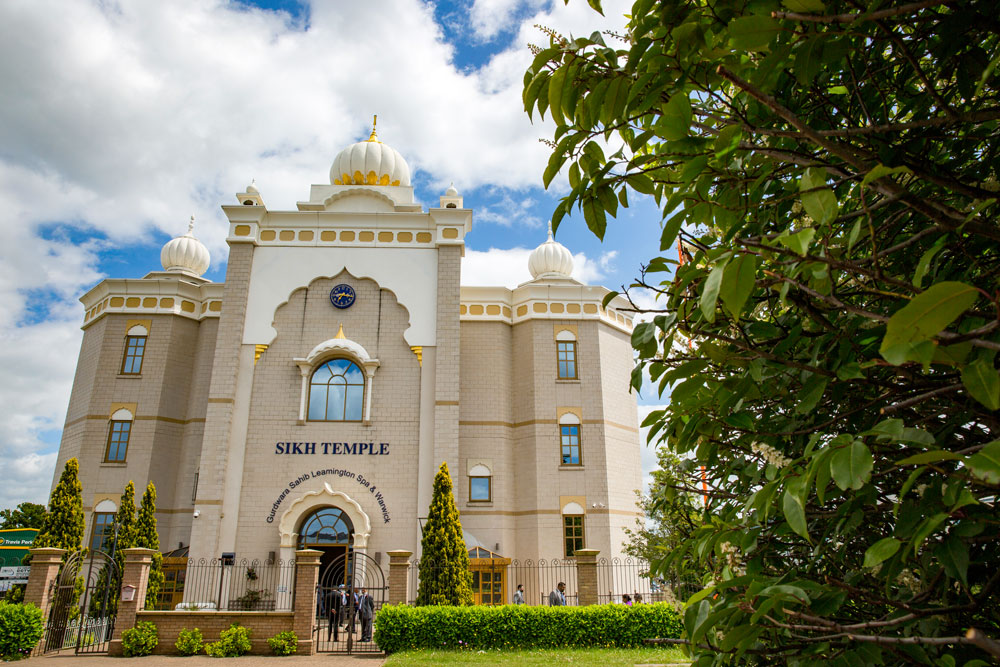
[[314, 551, 386, 654], [42, 548, 119, 654]]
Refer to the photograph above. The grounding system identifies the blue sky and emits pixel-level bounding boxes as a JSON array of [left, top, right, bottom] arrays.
[[0, 0, 667, 511]]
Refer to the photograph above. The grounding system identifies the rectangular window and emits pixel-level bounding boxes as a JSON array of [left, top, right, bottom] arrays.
[[121, 335, 147, 374], [563, 515, 585, 558], [560, 424, 581, 465], [90, 512, 115, 552], [556, 341, 577, 379], [105, 421, 132, 462], [469, 476, 492, 502]]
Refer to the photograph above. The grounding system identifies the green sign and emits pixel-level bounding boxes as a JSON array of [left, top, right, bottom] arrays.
[[0, 528, 39, 567]]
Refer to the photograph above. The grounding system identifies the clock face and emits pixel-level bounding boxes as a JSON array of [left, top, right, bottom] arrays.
[[329, 284, 356, 309]]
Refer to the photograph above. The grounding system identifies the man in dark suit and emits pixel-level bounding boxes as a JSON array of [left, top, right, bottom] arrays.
[[327, 585, 347, 641], [548, 581, 567, 606], [358, 587, 376, 642]]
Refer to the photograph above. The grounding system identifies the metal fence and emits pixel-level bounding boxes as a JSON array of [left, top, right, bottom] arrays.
[[596, 557, 701, 604], [408, 558, 580, 606], [177, 558, 295, 611], [407, 556, 702, 607]]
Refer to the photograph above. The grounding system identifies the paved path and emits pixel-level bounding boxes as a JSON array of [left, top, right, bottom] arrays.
[[22, 653, 385, 666]]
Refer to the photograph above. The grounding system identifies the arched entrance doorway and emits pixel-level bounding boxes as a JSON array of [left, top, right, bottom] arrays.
[[297, 506, 354, 579]]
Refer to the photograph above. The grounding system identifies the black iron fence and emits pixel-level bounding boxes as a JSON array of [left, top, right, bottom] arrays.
[[596, 557, 701, 605], [407, 556, 701, 607], [176, 558, 295, 611], [408, 558, 579, 606]]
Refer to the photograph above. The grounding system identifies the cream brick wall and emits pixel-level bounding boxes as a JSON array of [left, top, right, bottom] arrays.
[[233, 270, 422, 561], [54, 311, 218, 553]]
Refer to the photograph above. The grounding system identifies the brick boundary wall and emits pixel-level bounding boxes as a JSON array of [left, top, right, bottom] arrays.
[[136, 610, 294, 655]]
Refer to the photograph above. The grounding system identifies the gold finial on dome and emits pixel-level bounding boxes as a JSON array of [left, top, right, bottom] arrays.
[[335, 324, 346, 339], [367, 114, 379, 142]]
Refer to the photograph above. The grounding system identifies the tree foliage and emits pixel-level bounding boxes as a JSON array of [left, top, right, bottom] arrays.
[[416, 462, 473, 606], [0, 502, 47, 530], [135, 481, 163, 607], [34, 458, 84, 554], [623, 450, 703, 569], [525, 0, 1000, 663]]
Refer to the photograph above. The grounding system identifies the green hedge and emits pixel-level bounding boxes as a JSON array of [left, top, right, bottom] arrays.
[[373, 603, 682, 653], [0, 601, 44, 661]]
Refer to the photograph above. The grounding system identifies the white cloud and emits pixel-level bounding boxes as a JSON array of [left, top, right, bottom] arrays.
[[461, 246, 610, 287], [637, 404, 667, 495], [0, 0, 638, 507]]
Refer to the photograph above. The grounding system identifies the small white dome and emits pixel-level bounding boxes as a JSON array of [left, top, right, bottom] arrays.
[[245, 180, 258, 193], [446, 183, 458, 196], [330, 119, 410, 187], [161, 216, 210, 277], [528, 223, 574, 279]]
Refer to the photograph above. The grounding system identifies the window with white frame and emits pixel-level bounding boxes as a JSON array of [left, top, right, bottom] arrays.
[[120, 325, 148, 374]]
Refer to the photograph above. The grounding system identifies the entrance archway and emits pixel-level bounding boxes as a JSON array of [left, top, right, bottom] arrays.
[[298, 506, 354, 579], [277, 484, 372, 565]]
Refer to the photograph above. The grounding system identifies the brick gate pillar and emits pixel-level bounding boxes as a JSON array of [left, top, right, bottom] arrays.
[[293, 549, 322, 656], [25, 547, 66, 653], [25, 548, 66, 615], [109, 547, 156, 656], [574, 549, 600, 606], [386, 550, 412, 605]]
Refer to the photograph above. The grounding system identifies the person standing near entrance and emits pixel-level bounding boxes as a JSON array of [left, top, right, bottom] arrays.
[[358, 587, 375, 642], [548, 582, 566, 606], [513, 584, 525, 604], [328, 585, 347, 641]]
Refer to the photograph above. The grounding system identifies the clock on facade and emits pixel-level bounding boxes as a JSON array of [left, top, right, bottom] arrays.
[[329, 284, 356, 309]]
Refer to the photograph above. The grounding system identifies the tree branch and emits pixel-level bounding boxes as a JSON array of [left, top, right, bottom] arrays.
[[771, 0, 949, 24]]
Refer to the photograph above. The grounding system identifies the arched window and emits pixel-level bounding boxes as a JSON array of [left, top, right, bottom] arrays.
[[105, 408, 134, 463], [298, 507, 354, 548], [559, 412, 582, 466], [555, 329, 577, 379], [561, 502, 586, 558], [469, 464, 492, 502], [308, 359, 365, 421]]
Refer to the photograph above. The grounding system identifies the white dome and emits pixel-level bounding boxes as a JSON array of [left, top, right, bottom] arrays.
[[528, 224, 574, 279], [161, 216, 210, 277], [329, 121, 410, 187], [245, 180, 258, 193], [446, 183, 458, 196]]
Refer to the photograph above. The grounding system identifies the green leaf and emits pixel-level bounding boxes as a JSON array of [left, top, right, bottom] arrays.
[[661, 93, 692, 141], [860, 164, 912, 189], [795, 375, 828, 414], [936, 534, 969, 585], [659, 214, 684, 251], [782, 0, 825, 11], [966, 441, 1000, 484], [719, 254, 757, 321], [912, 236, 946, 288], [863, 537, 900, 568], [700, 259, 729, 323], [895, 451, 960, 466], [778, 228, 815, 255], [961, 358, 1000, 410], [628, 172, 655, 195], [799, 168, 839, 225], [880, 282, 979, 360], [728, 15, 780, 50], [714, 124, 743, 160], [783, 488, 810, 542], [830, 441, 873, 491], [547, 66, 567, 125], [911, 512, 947, 555]]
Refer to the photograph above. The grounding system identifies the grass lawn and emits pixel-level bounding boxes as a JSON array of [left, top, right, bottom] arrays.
[[383, 646, 690, 665]]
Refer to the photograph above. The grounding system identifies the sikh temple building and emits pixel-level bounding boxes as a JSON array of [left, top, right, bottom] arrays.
[[52, 126, 642, 586]]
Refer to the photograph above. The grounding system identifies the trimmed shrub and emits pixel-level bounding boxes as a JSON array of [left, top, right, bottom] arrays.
[[374, 602, 683, 653], [267, 631, 298, 656], [0, 601, 45, 661], [175, 628, 204, 656], [121, 620, 159, 657], [205, 623, 252, 657]]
